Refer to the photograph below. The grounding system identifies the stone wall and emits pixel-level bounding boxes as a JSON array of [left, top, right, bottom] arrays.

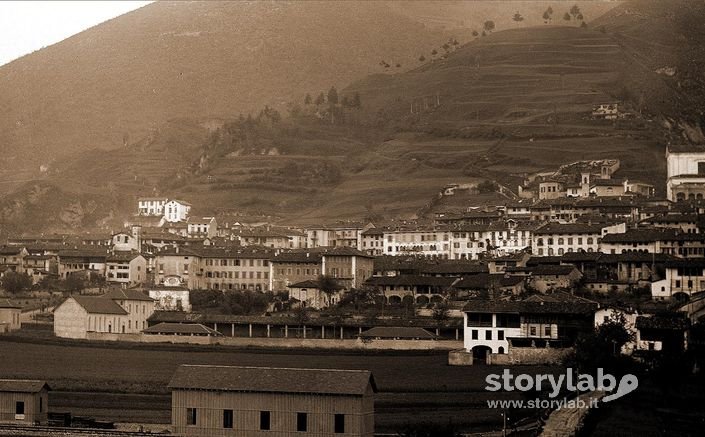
[[84, 332, 463, 350], [489, 346, 572, 365], [448, 349, 473, 366]]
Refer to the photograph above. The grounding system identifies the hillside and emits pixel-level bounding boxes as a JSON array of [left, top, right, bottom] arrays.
[[591, 0, 705, 142], [11, 1, 705, 231], [0, 0, 621, 171]]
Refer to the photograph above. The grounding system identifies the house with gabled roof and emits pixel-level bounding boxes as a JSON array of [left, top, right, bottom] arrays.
[[53, 289, 155, 339], [169, 365, 375, 436], [0, 379, 50, 425]]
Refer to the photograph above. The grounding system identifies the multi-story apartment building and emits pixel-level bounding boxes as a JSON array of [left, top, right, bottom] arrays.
[[532, 222, 626, 256], [269, 247, 374, 293]]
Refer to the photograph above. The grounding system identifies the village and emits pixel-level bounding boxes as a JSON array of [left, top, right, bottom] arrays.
[[0, 144, 703, 435]]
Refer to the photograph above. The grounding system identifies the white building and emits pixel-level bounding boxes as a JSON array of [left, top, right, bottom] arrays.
[[137, 197, 167, 216], [53, 290, 155, 339], [186, 217, 217, 238], [532, 222, 626, 256], [666, 145, 705, 201], [164, 199, 192, 223], [651, 259, 705, 301]]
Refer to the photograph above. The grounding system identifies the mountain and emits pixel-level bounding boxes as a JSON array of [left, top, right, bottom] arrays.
[[20, 1, 705, 231], [591, 0, 705, 142], [0, 1, 619, 171]]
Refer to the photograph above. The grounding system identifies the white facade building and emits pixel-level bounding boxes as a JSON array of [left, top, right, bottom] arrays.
[[164, 200, 192, 223], [666, 145, 705, 201]]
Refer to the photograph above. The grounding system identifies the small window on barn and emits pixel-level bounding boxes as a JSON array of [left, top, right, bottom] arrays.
[[15, 401, 24, 417], [223, 409, 233, 429], [334, 414, 345, 433], [260, 411, 271, 430], [186, 408, 197, 426], [297, 412, 308, 432]]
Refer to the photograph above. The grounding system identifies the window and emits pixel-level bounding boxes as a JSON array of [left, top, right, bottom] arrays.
[[15, 401, 24, 416], [40, 397, 43, 413], [223, 410, 233, 428], [485, 330, 492, 340], [498, 330, 505, 340], [260, 411, 270, 430], [545, 326, 552, 337], [530, 326, 537, 336], [334, 414, 345, 433], [297, 412, 308, 432], [471, 329, 478, 340], [186, 408, 197, 426]]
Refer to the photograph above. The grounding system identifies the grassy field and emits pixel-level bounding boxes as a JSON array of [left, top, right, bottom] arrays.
[[0, 336, 556, 432]]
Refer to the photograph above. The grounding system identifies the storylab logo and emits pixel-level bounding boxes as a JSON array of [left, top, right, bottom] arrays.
[[484, 368, 638, 408]]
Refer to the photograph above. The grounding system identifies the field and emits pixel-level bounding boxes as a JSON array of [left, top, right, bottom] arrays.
[[0, 336, 556, 432]]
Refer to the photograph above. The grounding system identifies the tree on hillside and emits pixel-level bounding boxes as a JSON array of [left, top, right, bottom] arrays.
[[396, 63, 401, 68], [431, 49, 438, 56], [419, 55, 426, 62], [512, 12, 524, 22], [471, 30, 479, 37], [563, 12, 571, 21], [581, 21, 588, 28], [483, 20, 495, 33], [2, 271, 32, 294], [327, 86, 339, 106], [442, 43, 450, 51], [547, 6, 553, 15], [542, 10, 551, 23], [570, 4, 581, 20], [481, 30, 487, 37], [304, 93, 312, 105], [577, 12, 584, 21], [315, 92, 325, 105], [477, 179, 499, 194]]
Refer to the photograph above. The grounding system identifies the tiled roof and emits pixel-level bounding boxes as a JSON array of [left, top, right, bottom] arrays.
[[365, 275, 456, 287], [0, 380, 50, 393], [168, 365, 376, 396], [360, 326, 436, 339], [288, 280, 321, 288], [421, 262, 488, 275], [525, 264, 580, 276], [636, 315, 689, 330], [272, 251, 322, 263], [0, 299, 21, 309], [71, 295, 127, 315], [453, 274, 525, 290], [143, 322, 221, 336], [0, 246, 23, 255], [106, 252, 143, 262], [103, 289, 154, 302], [462, 299, 597, 314], [533, 223, 605, 235], [591, 179, 624, 187]]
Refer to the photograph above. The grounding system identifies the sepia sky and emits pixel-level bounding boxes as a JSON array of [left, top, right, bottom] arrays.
[[0, 1, 151, 67]]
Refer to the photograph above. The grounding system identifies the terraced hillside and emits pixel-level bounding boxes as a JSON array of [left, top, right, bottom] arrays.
[[1, 17, 686, 230]]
